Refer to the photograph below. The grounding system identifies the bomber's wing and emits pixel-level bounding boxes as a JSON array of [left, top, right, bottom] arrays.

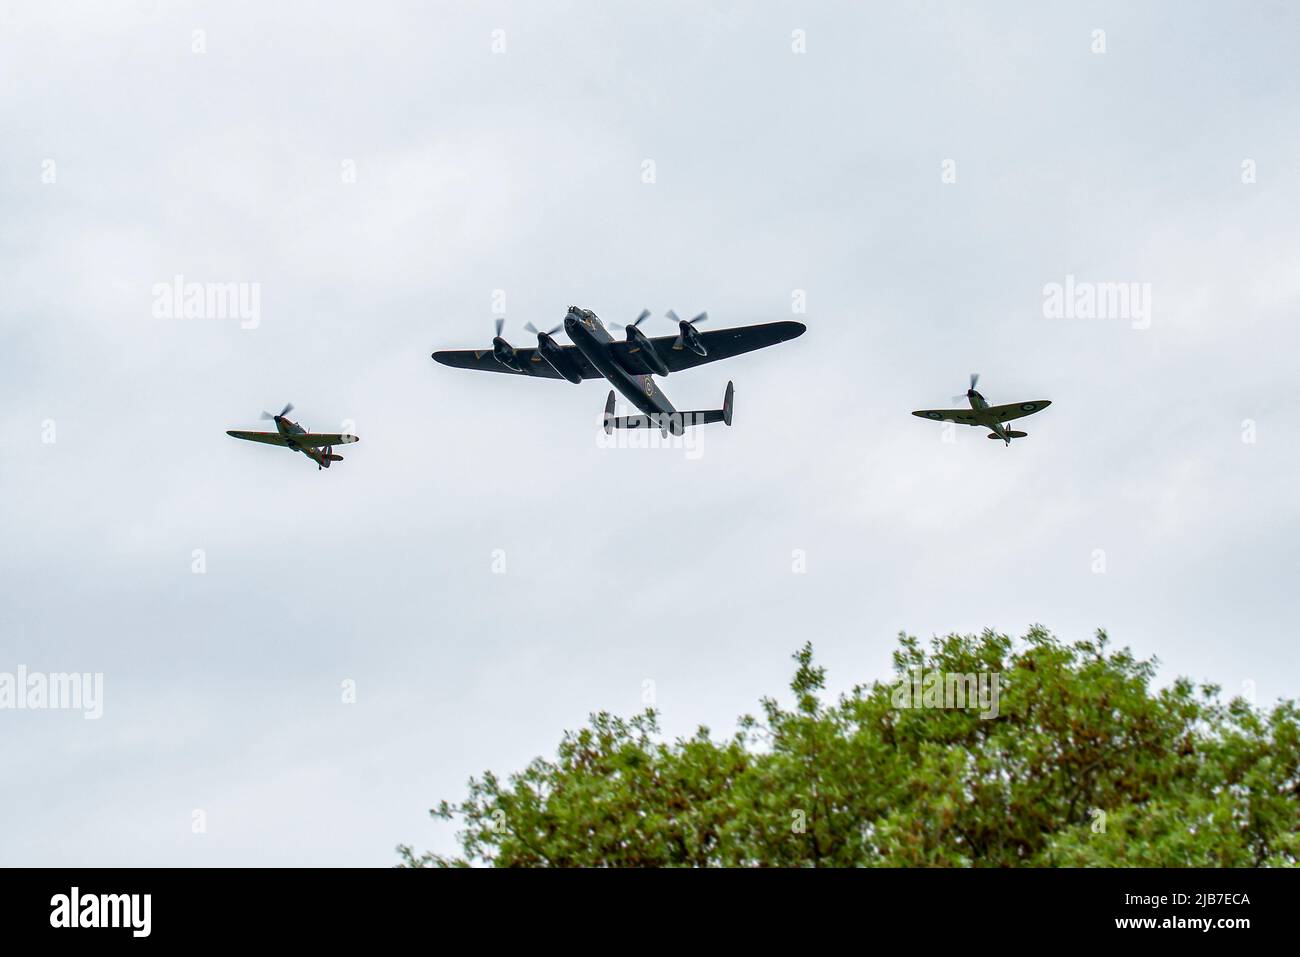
[[226, 430, 293, 446], [283, 433, 359, 449], [983, 400, 1052, 422], [611, 321, 806, 374], [431, 346, 605, 380], [911, 409, 981, 425]]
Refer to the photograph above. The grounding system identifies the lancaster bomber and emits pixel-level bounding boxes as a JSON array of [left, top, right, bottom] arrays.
[[432, 306, 805, 435]]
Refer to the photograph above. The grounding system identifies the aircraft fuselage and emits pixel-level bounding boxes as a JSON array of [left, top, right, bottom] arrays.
[[273, 415, 333, 467], [967, 390, 1011, 445], [562, 306, 679, 422]]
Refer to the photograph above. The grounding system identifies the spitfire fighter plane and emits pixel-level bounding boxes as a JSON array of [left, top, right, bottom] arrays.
[[432, 306, 805, 435], [912, 374, 1051, 446], [226, 403, 359, 470]]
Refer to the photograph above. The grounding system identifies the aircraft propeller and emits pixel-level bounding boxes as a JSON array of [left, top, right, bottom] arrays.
[[524, 322, 563, 339], [953, 373, 980, 402], [667, 309, 709, 356], [489, 318, 525, 371], [666, 309, 708, 329], [610, 309, 652, 331], [261, 402, 294, 421]]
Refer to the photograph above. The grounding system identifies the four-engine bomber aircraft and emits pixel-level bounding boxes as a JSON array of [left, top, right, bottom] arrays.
[[912, 374, 1051, 446], [226, 403, 359, 470], [431, 306, 806, 434]]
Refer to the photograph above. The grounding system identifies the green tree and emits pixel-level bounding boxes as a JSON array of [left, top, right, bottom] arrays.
[[398, 628, 1300, 867]]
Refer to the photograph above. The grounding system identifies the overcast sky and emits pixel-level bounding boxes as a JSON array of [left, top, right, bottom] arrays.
[[2, 0, 1298, 866]]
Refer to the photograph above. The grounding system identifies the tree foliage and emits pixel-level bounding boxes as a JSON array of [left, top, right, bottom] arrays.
[[398, 628, 1300, 867]]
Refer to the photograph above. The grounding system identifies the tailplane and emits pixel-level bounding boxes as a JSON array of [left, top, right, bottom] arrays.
[[602, 382, 734, 437], [677, 380, 734, 428]]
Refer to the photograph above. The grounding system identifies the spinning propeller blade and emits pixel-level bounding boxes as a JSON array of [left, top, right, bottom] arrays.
[[953, 373, 980, 402], [611, 309, 652, 331], [667, 310, 709, 352]]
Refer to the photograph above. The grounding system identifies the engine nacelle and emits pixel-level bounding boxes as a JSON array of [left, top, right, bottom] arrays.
[[535, 333, 583, 384], [626, 325, 669, 376], [492, 336, 522, 372], [677, 320, 707, 357]]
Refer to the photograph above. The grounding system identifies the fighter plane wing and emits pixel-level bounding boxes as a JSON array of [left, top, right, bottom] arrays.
[[226, 431, 358, 448], [431, 346, 606, 379], [283, 433, 359, 448], [611, 321, 806, 374], [227, 430, 293, 446], [911, 409, 981, 425], [982, 400, 1052, 422]]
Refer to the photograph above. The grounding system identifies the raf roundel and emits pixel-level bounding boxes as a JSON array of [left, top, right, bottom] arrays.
[[926, 411, 943, 420]]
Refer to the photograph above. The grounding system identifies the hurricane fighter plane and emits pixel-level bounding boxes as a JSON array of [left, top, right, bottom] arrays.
[[432, 306, 806, 435], [226, 403, 359, 470], [912, 374, 1051, 446]]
